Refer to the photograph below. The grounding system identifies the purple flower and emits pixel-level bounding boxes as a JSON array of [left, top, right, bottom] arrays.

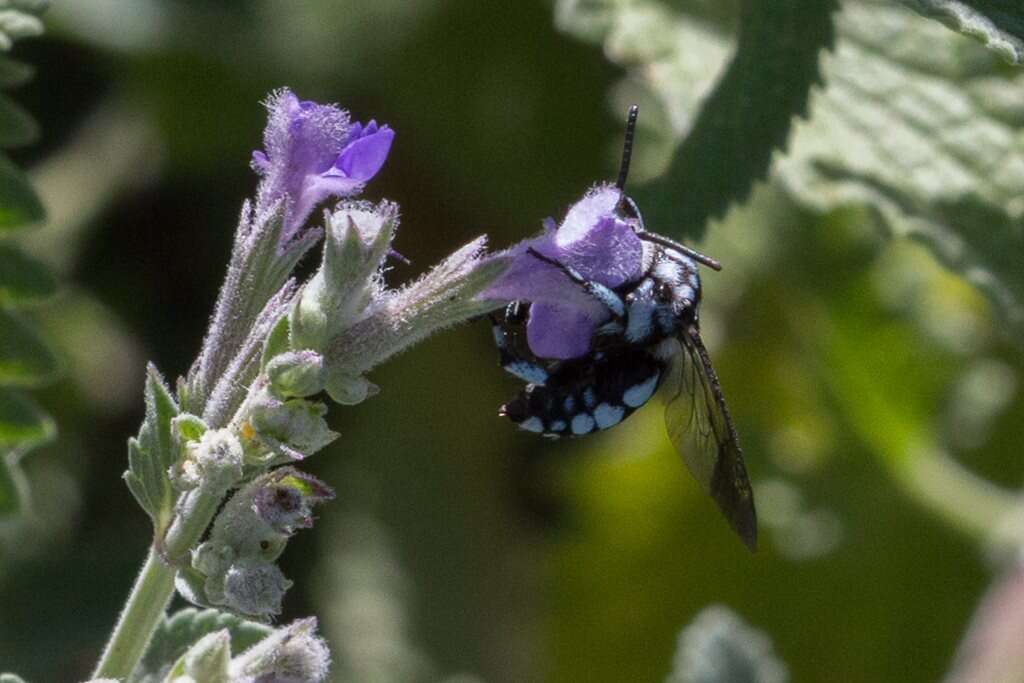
[[252, 88, 395, 245], [483, 183, 643, 359], [252, 467, 335, 534]]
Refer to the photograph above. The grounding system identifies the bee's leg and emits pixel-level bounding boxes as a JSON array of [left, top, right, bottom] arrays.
[[490, 304, 550, 385], [525, 247, 626, 319]]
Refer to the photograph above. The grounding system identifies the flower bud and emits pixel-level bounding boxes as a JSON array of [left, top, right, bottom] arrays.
[[253, 467, 335, 534], [177, 630, 231, 683], [246, 385, 339, 463], [222, 560, 293, 619], [230, 617, 331, 683], [175, 469, 333, 619], [291, 201, 399, 350], [170, 426, 244, 494], [267, 349, 327, 398], [325, 369, 379, 406]]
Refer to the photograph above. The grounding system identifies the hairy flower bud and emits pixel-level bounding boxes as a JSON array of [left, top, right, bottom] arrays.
[[291, 200, 399, 351], [176, 469, 333, 619], [241, 381, 339, 463], [252, 467, 335, 534], [222, 560, 293, 619], [324, 369, 379, 406], [176, 630, 231, 683], [170, 422, 244, 494], [230, 618, 331, 683], [266, 349, 326, 398]]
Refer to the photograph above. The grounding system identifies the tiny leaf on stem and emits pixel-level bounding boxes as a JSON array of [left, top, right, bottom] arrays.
[[123, 364, 181, 537]]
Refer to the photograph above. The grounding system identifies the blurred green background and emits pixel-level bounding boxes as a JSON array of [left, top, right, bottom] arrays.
[[2, 1, 1023, 681]]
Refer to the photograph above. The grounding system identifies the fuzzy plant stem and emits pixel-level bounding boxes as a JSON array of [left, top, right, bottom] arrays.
[[92, 490, 223, 679]]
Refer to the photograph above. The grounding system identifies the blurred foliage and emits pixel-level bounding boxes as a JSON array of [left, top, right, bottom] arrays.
[[665, 606, 787, 683], [556, 0, 839, 237], [0, 1, 1023, 682], [0, 0, 52, 520]]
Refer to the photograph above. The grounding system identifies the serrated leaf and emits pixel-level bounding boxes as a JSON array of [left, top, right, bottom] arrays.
[[900, 0, 1024, 64], [0, 307, 59, 386], [0, 386, 54, 448], [638, 0, 838, 238], [556, 0, 837, 239], [124, 364, 180, 532], [0, 57, 33, 87], [0, 93, 37, 147], [0, 152, 43, 231], [0, 243, 56, 306], [775, 0, 1024, 338], [131, 608, 272, 683]]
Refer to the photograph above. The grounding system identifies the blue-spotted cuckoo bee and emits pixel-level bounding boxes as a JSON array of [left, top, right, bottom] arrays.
[[490, 107, 756, 549]]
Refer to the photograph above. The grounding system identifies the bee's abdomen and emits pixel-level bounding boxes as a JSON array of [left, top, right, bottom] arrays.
[[500, 349, 664, 438]]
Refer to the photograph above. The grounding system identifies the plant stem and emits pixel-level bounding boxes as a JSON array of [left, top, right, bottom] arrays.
[[898, 445, 1020, 548], [92, 490, 223, 679], [91, 547, 174, 680]]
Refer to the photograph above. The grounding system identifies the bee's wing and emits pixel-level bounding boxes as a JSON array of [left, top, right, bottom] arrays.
[[662, 325, 757, 550]]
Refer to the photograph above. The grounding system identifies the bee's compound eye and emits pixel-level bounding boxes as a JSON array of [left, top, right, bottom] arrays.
[[655, 282, 673, 303]]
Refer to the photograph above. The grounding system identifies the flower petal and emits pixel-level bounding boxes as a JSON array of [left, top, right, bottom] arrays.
[[555, 183, 622, 245], [482, 182, 645, 360], [526, 303, 597, 360], [250, 89, 395, 247], [482, 235, 608, 320], [557, 214, 643, 288], [333, 124, 395, 183]]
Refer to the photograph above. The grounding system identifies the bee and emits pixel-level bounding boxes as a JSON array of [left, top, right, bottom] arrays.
[[490, 107, 756, 549]]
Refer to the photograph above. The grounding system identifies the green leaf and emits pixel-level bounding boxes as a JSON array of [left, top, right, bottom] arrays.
[[556, 0, 837, 239], [0, 308, 59, 386], [0, 92, 37, 147], [899, 0, 1024, 64], [0, 152, 43, 231], [131, 608, 272, 683], [0, 57, 33, 87], [775, 0, 1024, 339], [0, 243, 56, 306], [0, 386, 54, 448], [260, 314, 291, 371], [637, 0, 838, 238], [123, 363, 180, 534]]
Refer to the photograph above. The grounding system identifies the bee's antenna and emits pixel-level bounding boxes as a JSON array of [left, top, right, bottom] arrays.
[[616, 105, 639, 190]]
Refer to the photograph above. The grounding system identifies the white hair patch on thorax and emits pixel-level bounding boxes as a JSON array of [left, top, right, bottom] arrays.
[[654, 258, 682, 283]]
